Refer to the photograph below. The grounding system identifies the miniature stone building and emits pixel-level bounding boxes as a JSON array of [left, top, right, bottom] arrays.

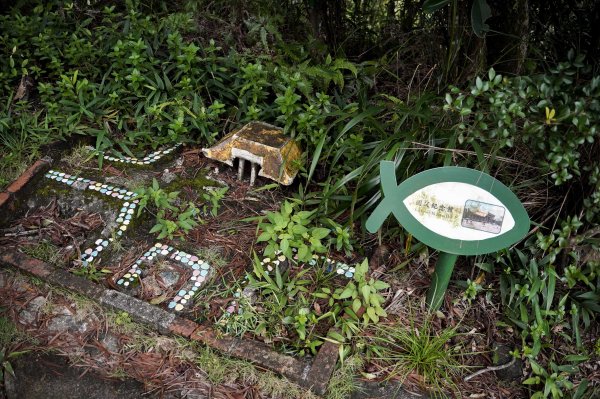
[[202, 122, 302, 185]]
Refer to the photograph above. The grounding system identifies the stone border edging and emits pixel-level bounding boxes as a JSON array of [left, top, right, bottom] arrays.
[[0, 157, 52, 209], [0, 158, 340, 396], [0, 250, 337, 395]]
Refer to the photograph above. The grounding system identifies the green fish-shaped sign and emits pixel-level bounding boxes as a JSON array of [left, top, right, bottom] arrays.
[[366, 161, 530, 256]]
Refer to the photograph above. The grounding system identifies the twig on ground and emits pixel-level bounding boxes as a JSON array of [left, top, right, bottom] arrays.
[[463, 358, 516, 382]]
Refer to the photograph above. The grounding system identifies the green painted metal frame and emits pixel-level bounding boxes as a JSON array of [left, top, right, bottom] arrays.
[[366, 161, 530, 309]]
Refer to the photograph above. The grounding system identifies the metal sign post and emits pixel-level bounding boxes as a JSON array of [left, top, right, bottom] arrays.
[[366, 161, 530, 310]]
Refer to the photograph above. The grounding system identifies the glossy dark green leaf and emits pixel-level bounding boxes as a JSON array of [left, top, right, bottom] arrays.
[[423, 0, 452, 13], [471, 0, 492, 38]]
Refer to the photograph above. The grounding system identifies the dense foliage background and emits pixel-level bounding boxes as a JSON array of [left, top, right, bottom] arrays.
[[0, 0, 598, 397]]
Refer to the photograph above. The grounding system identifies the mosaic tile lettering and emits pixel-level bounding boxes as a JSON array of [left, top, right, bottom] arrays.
[[44, 169, 211, 313], [101, 143, 182, 165], [115, 243, 213, 312], [44, 170, 139, 266], [260, 252, 355, 278], [222, 252, 357, 317]]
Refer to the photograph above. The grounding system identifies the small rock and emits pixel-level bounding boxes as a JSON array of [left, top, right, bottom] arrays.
[[158, 270, 180, 288], [13, 276, 29, 293], [0, 270, 7, 288], [179, 388, 208, 399], [492, 342, 523, 381], [47, 314, 77, 333], [19, 296, 47, 325], [241, 286, 258, 304], [72, 180, 89, 191], [155, 336, 176, 353], [161, 169, 177, 184], [350, 380, 423, 399], [141, 275, 163, 297], [46, 305, 98, 334], [100, 332, 120, 353]]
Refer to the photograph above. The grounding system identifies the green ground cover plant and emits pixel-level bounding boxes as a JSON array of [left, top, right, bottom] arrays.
[[365, 317, 472, 397], [135, 178, 201, 240], [244, 255, 389, 357], [0, 0, 598, 397]]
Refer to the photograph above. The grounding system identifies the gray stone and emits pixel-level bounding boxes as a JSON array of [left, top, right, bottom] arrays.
[[57, 192, 104, 216], [158, 270, 180, 288], [351, 380, 426, 399], [6, 352, 157, 399], [99, 289, 175, 334], [47, 313, 78, 332], [46, 305, 98, 334], [0, 270, 7, 288], [141, 274, 163, 297], [492, 343, 523, 380], [72, 180, 89, 191], [161, 169, 177, 184], [241, 286, 258, 304], [18, 295, 47, 325], [101, 208, 119, 237], [12, 276, 29, 293], [100, 332, 121, 353], [179, 388, 208, 398]]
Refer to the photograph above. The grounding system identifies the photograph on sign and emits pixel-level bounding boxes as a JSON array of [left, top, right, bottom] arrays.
[[461, 200, 505, 234]]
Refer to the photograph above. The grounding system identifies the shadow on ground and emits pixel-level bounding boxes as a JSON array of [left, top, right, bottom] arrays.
[[4, 352, 157, 399]]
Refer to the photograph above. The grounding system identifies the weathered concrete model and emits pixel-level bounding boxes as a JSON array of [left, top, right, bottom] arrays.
[[202, 122, 302, 185]]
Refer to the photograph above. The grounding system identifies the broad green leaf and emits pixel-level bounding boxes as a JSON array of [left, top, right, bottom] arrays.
[[280, 238, 289, 252], [275, 267, 283, 289], [149, 224, 162, 234], [3, 361, 14, 377], [292, 224, 308, 235], [297, 244, 309, 261], [352, 298, 362, 313], [338, 285, 355, 299], [573, 379, 589, 399], [366, 307, 378, 323], [311, 227, 330, 240], [375, 307, 387, 317], [545, 266, 556, 312], [327, 330, 345, 343], [178, 220, 193, 230], [361, 285, 371, 303], [372, 280, 390, 290], [423, 0, 451, 13], [471, 0, 492, 37], [530, 359, 544, 376], [256, 231, 271, 242], [564, 354, 589, 362], [306, 132, 327, 189]]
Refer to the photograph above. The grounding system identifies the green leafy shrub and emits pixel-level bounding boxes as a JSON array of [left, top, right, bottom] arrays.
[[256, 200, 331, 262], [135, 178, 200, 240], [443, 58, 600, 397], [334, 259, 389, 326], [256, 200, 355, 262], [246, 255, 389, 356]]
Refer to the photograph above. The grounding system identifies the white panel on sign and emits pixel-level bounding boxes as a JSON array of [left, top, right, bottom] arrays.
[[402, 182, 515, 241]]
